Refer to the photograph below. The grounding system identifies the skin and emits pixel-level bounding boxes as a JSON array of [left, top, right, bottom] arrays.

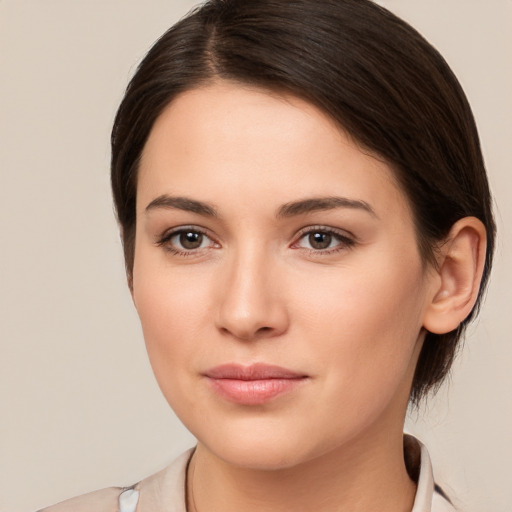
[[131, 81, 484, 512]]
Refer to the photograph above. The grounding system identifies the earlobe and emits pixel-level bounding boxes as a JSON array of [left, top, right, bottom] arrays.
[[423, 217, 487, 335]]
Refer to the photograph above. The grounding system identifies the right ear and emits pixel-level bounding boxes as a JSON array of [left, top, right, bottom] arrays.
[[422, 217, 487, 335]]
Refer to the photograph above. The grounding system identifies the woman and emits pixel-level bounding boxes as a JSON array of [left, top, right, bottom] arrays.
[[40, 0, 495, 510]]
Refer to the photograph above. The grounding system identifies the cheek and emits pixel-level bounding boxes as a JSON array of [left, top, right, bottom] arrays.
[[293, 251, 426, 404], [296, 247, 425, 335], [132, 258, 213, 395]]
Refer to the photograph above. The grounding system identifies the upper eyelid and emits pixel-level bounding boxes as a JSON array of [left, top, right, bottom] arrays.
[[291, 226, 357, 253], [159, 225, 211, 237], [156, 225, 217, 245], [294, 225, 356, 240]]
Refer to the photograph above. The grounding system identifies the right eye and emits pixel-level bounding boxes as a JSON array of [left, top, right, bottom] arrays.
[[157, 227, 218, 255]]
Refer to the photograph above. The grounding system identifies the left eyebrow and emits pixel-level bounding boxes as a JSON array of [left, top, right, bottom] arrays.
[[276, 196, 378, 218]]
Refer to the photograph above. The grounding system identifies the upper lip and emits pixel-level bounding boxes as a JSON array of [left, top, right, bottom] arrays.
[[204, 363, 307, 380]]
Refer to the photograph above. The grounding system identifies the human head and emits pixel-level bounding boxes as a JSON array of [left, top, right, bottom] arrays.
[[111, 0, 495, 404]]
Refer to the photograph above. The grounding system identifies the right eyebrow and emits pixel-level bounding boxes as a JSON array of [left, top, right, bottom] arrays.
[[144, 195, 218, 217]]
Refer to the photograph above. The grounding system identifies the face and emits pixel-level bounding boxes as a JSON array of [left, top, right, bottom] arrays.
[[133, 82, 435, 470]]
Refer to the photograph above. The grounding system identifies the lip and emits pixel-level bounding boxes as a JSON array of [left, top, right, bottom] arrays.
[[204, 363, 308, 405]]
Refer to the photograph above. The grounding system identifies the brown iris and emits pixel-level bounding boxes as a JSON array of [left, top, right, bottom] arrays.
[[309, 232, 332, 249], [180, 231, 203, 249]]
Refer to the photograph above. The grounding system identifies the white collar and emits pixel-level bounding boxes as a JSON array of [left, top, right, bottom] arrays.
[[408, 435, 455, 512]]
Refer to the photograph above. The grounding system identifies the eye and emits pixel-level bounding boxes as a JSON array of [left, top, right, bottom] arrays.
[[173, 230, 207, 250], [157, 227, 218, 254], [305, 232, 335, 250], [293, 227, 355, 253]]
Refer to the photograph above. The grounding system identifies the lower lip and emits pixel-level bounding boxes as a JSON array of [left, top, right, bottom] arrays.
[[206, 377, 306, 405]]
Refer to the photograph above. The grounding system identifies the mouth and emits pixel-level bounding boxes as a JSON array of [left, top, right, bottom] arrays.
[[203, 363, 309, 405]]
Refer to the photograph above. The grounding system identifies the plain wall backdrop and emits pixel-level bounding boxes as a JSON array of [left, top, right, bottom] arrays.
[[0, 1, 511, 511]]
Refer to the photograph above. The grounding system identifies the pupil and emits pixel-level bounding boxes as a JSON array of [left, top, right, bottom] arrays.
[[180, 231, 202, 249], [309, 232, 331, 249]]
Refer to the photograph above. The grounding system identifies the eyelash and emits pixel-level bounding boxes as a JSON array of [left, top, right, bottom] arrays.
[[156, 226, 218, 256], [292, 226, 356, 255], [156, 225, 356, 256]]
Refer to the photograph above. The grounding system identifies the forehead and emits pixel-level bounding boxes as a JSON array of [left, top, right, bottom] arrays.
[[137, 81, 408, 220]]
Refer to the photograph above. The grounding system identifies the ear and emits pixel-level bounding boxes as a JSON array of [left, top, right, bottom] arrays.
[[423, 217, 487, 335]]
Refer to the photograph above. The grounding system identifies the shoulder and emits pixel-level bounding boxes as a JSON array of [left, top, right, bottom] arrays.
[[136, 448, 193, 511], [37, 449, 194, 512], [37, 486, 123, 512]]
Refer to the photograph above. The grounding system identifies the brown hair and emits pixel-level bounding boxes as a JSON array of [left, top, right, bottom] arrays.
[[111, 0, 495, 404]]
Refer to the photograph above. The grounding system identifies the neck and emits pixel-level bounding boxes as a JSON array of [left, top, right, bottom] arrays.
[[187, 427, 416, 512]]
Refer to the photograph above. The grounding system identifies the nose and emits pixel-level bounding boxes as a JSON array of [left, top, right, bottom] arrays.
[[215, 250, 289, 341]]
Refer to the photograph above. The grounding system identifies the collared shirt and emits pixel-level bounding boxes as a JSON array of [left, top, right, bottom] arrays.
[[38, 436, 456, 512]]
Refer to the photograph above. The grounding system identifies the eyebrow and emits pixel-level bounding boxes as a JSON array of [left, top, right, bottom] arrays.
[[144, 194, 376, 219], [277, 196, 377, 218], [145, 195, 218, 217]]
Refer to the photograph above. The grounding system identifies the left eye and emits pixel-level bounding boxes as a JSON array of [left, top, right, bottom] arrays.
[[295, 229, 353, 251]]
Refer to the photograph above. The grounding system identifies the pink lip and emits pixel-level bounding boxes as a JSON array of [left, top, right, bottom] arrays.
[[204, 363, 308, 405]]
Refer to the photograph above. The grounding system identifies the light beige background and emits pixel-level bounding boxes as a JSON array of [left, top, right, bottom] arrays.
[[0, 1, 510, 511]]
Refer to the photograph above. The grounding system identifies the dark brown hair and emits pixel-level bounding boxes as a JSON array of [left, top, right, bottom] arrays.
[[111, 0, 495, 404]]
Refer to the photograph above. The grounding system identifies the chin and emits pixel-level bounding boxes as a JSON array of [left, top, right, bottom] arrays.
[[207, 437, 309, 471], [190, 415, 335, 471]]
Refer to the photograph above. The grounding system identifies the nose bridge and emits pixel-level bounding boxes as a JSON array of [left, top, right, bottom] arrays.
[[216, 243, 288, 340]]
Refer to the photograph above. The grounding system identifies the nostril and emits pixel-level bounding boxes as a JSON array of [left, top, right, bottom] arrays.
[[254, 326, 277, 339], [219, 325, 275, 341], [215, 293, 289, 340]]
